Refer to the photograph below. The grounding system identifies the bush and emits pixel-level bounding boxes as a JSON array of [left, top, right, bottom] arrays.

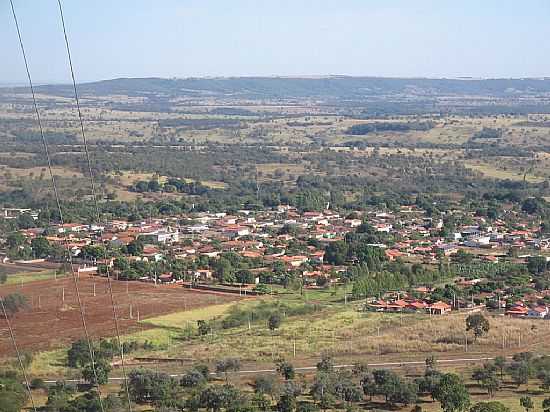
[[30, 378, 46, 390]]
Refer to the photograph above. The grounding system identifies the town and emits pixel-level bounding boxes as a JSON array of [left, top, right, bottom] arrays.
[[3, 200, 549, 321]]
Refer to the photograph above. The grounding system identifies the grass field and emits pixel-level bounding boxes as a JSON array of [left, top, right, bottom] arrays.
[[2, 270, 60, 286]]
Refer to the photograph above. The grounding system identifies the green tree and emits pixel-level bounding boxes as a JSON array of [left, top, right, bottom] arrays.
[[82, 358, 112, 386], [527, 256, 547, 274], [268, 313, 282, 331], [254, 375, 279, 400], [0, 371, 29, 412], [466, 313, 490, 341], [67, 339, 92, 368], [215, 358, 241, 383], [6, 232, 25, 249], [197, 320, 211, 336], [470, 401, 510, 412], [324, 241, 349, 265], [520, 396, 534, 412], [30, 236, 52, 258], [433, 373, 471, 412], [127, 369, 179, 405], [181, 368, 208, 388], [494, 356, 506, 378], [276, 359, 296, 381], [1, 293, 28, 317]]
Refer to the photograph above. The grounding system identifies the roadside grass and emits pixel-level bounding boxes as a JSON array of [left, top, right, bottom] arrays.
[[25, 287, 550, 380], [141, 302, 238, 328], [126, 299, 548, 365], [30, 348, 75, 379]]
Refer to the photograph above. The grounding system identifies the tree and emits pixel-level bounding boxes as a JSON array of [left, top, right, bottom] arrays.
[[68, 339, 92, 368], [520, 396, 534, 412], [324, 241, 348, 265], [466, 313, 490, 341], [278, 393, 297, 412], [276, 359, 295, 381], [199, 384, 240, 412], [64, 391, 104, 412], [0, 371, 29, 412], [268, 313, 282, 331], [214, 257, 236, 283], [509, 361, 532, 387], [253, 375, 279, 400], [45, 380, 75, 411], [6, 232, 25, 249], [494, 356, 506, 378], [1, 293, 28, 317], [127, 369, 179, 405], [316, 353, 334, 374], [181, 368, 207, 388], [126, 240, 144, 256], [16, 213, 35, 229], [543, 398, 550, 412], [310, 374, 335, 412], [31, 236, 52, 258], [470, 401, 510, 412], [334, 376, 363, 407], [481, 374, 500, 397], [81, 245, 106, 261], [426, 355, 438, 371], [197, 320, 211, 336], [215, 358, 241, 383], [433, 373, 471, 412], [82, 358, 111, 386], [527, 256, 547, 274]]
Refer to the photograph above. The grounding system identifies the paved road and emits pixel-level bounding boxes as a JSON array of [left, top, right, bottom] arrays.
[[42, 355, 504, 384]]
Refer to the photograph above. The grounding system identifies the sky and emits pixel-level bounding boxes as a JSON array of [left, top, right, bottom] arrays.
[[2, 0, 550, 84]]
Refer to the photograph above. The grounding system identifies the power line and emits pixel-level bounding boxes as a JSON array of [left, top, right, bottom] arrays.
[[0, 299, 37, 412], [56, 1, 133, 409], [9, 1, 105, 410]]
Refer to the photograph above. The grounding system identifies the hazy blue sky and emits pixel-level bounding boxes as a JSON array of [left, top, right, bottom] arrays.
[[2, 0, 550, 84]]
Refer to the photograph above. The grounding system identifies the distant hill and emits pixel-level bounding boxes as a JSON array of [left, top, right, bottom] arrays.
[[9, 76, 550, 100]]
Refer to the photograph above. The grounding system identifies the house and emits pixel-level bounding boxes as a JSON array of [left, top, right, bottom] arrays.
[[435, 244, 458, 256], [428, 301, 452, 315], [506, 304, 529, 318], [193, 269, 213, 281], [1, 208, 39, 220], [527, 306, 549, 319], [137, 226, 179, 244], [158, 273, 174, 283], [406, 300, 429, 311], [375, 223, 393, 233], [280, 255, 308, 267], [385, 249, 406, 261], [223, 226, 250, 239]]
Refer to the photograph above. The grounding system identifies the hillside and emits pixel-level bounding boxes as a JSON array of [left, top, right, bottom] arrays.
[[6, 76, 550, 100]]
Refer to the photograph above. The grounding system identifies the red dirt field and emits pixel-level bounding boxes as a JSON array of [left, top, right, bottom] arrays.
[[0, 275, 243, 355]]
